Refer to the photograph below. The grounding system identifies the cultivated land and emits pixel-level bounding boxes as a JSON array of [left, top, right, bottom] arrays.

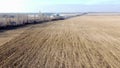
[[0, 16, 120, 68]]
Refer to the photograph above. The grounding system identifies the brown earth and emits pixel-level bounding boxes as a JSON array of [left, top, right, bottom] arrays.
[[0, 16, 120, 68]]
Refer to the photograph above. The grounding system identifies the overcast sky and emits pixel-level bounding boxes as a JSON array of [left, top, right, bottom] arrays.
[[0, 0, 120, 13]]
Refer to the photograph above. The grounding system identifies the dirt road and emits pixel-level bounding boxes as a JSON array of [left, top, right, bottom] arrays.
[[0, 16, 120, 68]]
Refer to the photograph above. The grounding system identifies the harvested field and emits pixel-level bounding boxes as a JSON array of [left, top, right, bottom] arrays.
[[0, 27, 29, 46], [0, 16, 120, 68]]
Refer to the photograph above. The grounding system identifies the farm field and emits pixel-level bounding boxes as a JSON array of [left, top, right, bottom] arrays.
[[0, 16, 120, 68], [0, 27, 29, 46]]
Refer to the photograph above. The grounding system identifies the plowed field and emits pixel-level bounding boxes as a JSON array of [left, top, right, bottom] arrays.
[[0, 16, 120, 68]]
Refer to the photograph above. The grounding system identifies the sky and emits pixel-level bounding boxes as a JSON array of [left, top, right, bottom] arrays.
[[0, 0, 120, 13]]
